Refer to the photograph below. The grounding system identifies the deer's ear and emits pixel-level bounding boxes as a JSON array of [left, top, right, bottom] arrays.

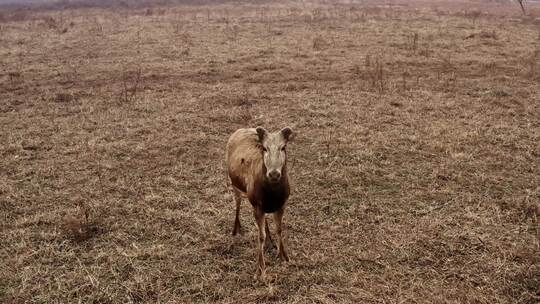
[[255, 127, 268, 142], [281, 127, 294, 142]]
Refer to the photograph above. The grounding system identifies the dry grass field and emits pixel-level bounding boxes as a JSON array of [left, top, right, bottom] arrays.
[[1, 0, 539, 303]]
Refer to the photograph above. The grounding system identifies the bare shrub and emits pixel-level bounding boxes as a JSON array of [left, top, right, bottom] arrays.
[[310, 8, 326, 23], [312, 35, 327, 51], [7, 49, 30, 86], [401, 70, 411, 92], [517, 0, 526, 15], [353, 53, 387, 93], [52, 92, 76, 103], [8, 71, 22, 84], [119, 68, 142, 103], [224, 23, 239, 43], [465, 30, 498, 39], [366, 55, 386, 94], [40, 14, 69, 34], [62, 202, 102, 243], [90, 16, 103, 34], [0, 9, 30, 23], [466, 9, 482, 26], [407, 32, 419, 53], [525, 49, 539, 79], [173, 25, 193, 57], [42, 16, 58, 29], [438, 55, 458, 91]]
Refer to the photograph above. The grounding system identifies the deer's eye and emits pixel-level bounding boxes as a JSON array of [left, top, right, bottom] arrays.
[[281, 146, 286, 151], [262, 147, 267, 152]]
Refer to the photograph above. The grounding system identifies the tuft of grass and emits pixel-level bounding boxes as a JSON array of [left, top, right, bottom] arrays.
[[62, 205, 103, 243], [312, 35, 328, 51]]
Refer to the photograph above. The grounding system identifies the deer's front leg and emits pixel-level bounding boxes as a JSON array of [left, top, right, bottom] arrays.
[[253, 207, 267, 280], [274, 207, 289, 262], [264, 219, 276, 251]]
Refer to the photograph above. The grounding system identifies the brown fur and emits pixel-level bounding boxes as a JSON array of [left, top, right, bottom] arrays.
[[226, 127, 292, 281], [226, 128, 290, 212], [226, 128, 264, 194]]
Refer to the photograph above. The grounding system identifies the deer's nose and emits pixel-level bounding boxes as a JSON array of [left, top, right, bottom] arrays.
[[268, 170, 281, 182]]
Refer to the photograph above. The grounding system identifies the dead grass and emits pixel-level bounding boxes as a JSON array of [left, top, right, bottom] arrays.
[[0, 0, 539, 303]]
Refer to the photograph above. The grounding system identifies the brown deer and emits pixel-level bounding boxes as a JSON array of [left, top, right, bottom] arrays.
[[226, 127, 294, 281]]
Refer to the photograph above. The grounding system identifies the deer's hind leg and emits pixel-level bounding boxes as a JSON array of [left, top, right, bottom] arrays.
[[264, 219, 276, 251], [232, 188, 242, 236]]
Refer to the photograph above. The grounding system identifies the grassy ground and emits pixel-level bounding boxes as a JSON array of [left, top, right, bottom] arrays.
[[1, 1, 539, 303]]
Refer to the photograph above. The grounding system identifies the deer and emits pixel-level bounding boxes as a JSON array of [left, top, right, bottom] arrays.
[[225, 126, 294, 281]]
